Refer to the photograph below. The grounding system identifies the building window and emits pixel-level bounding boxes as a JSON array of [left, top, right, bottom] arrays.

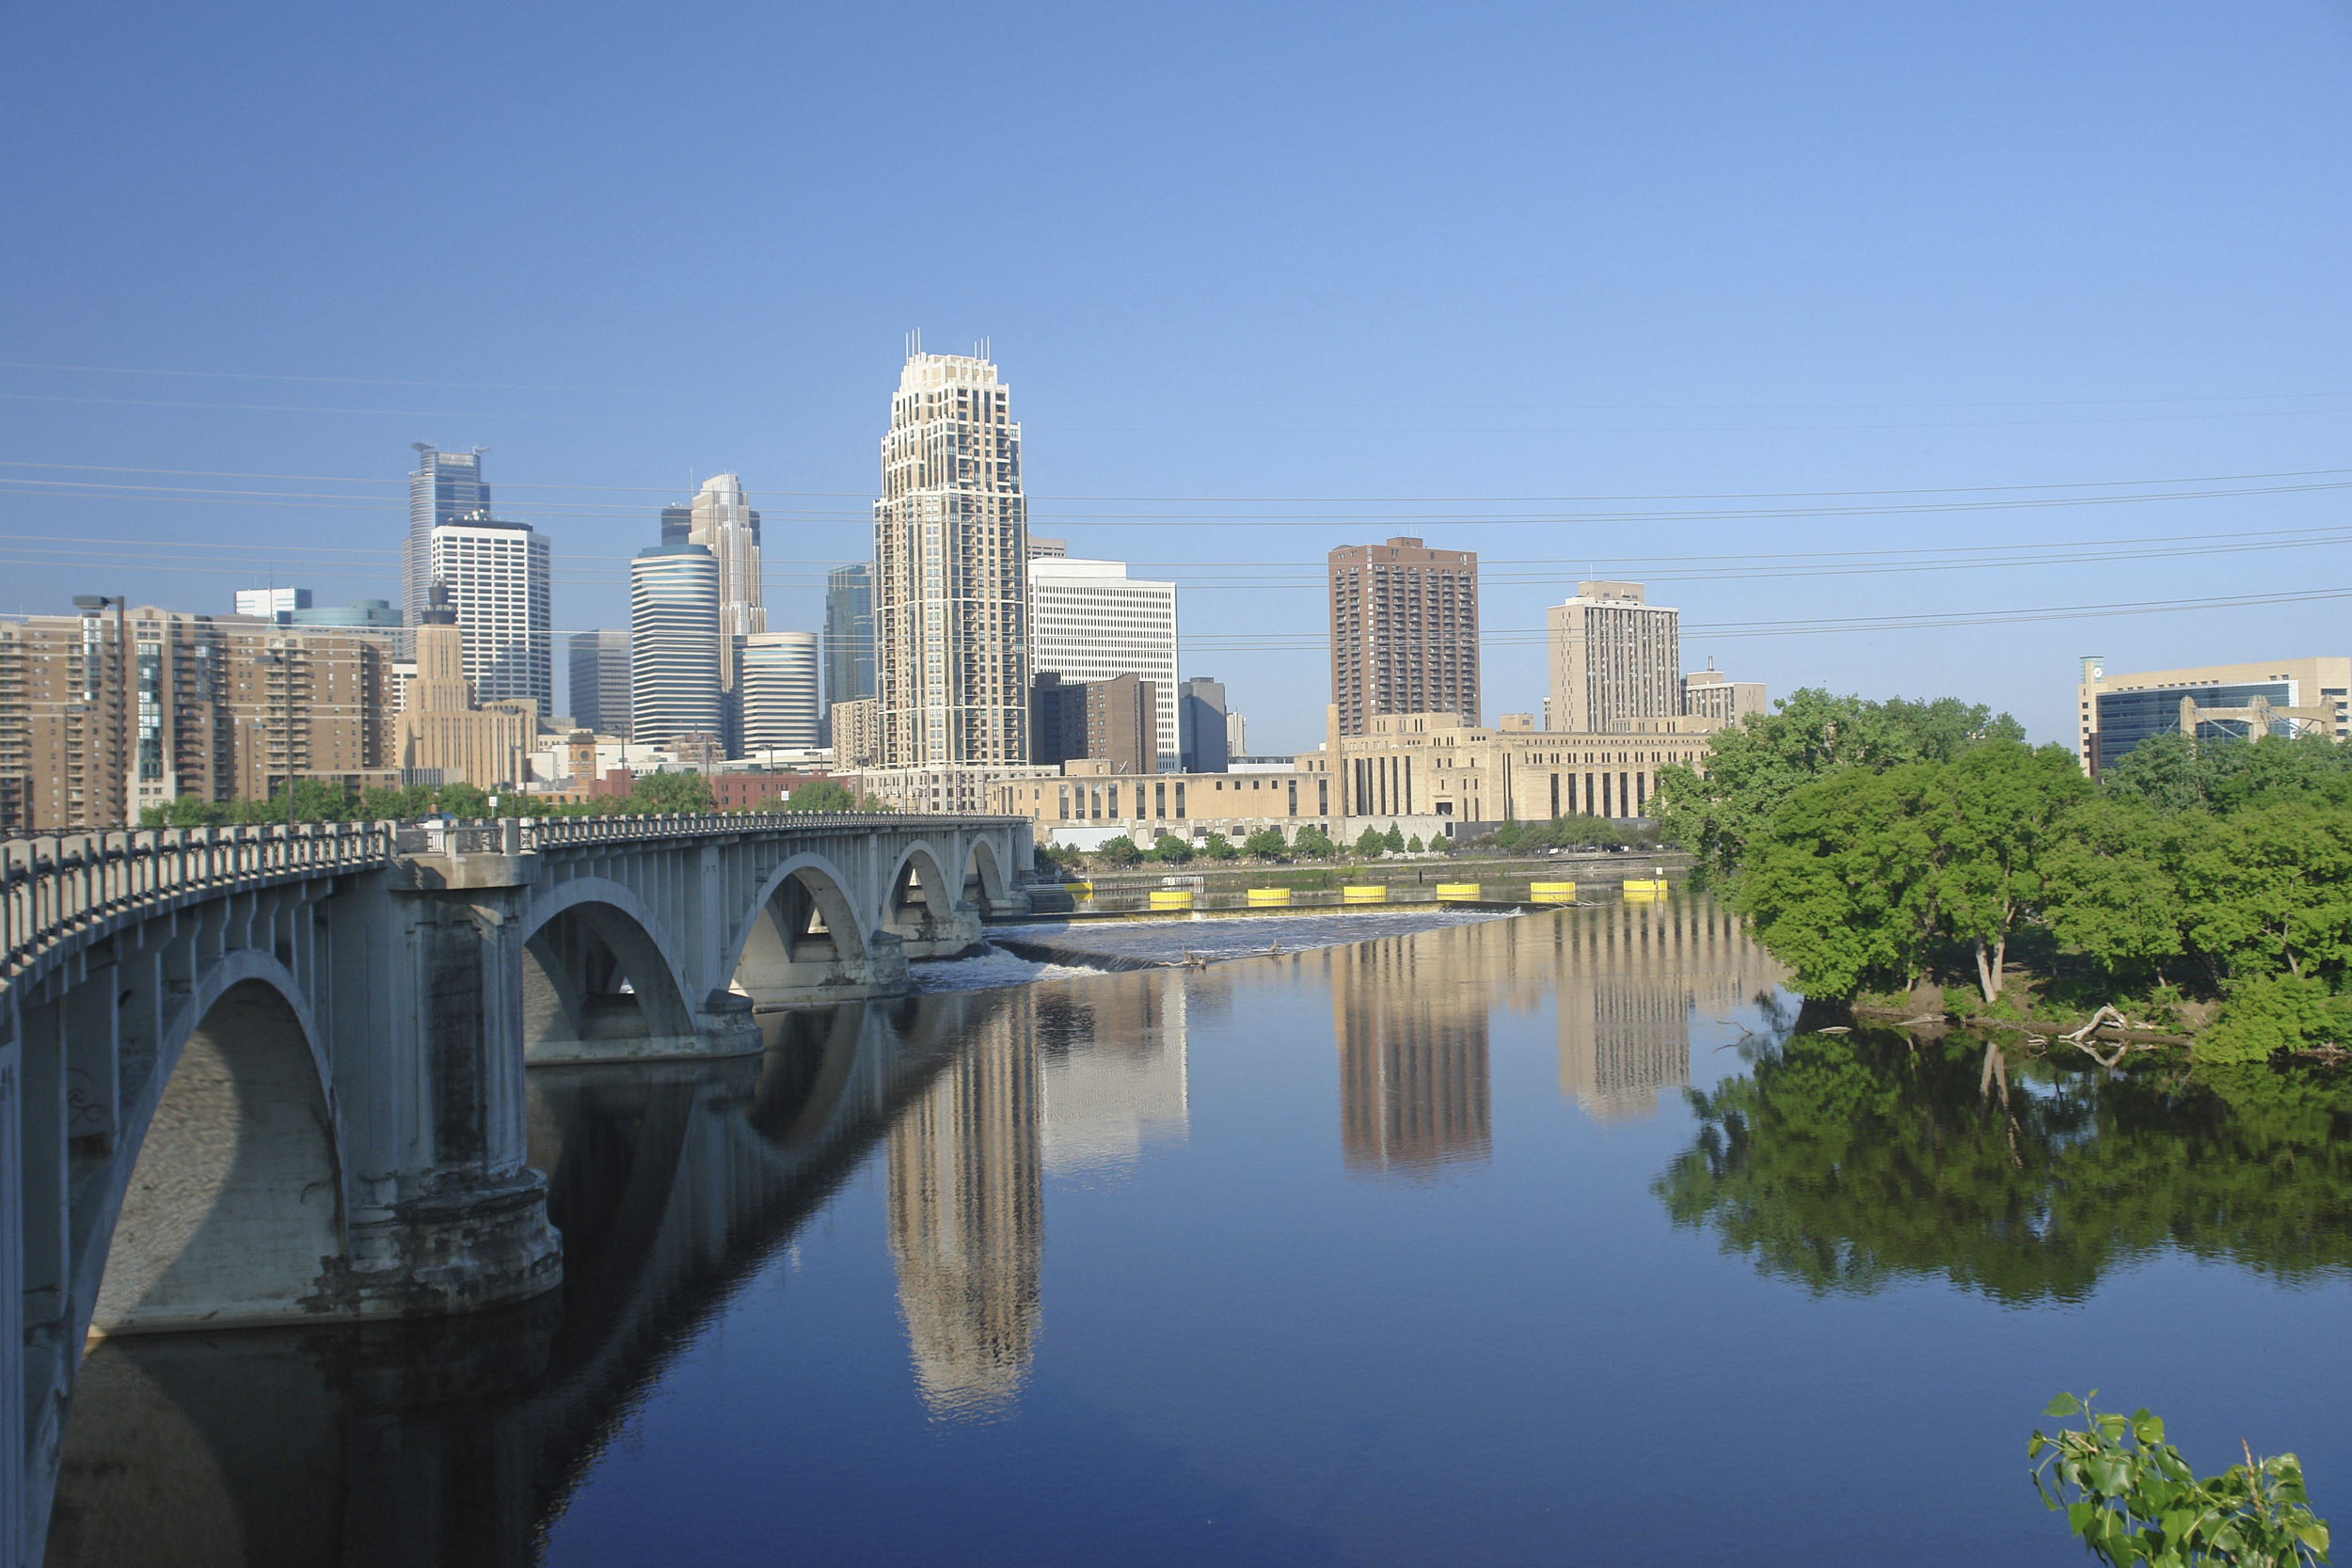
[[1174, 782, 1185, 818]]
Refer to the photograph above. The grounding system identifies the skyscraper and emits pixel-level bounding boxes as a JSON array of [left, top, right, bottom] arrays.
[[676, 474, 765, 751], [1547, 581, 1679, 734], [739, 631, 820, 752], [1178, 675, 1229, 773], [404, 444, 489, 657], [1327, 536, 1480, 737], [1028, 556, 1180, 771], [427, 514, 552, 716], [629, 542, 722, 747], [568, 627, 630, 737], [872, 347, 1029, 767], [824, 562, 876, 720]]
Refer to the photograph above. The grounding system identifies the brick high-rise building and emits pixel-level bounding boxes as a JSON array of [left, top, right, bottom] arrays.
[[0, 606, 396, 832], [872, 348, 1029, 767], [1327, 537, 1480, 737]]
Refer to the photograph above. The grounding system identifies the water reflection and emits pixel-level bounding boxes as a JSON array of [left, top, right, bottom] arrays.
[[1657, 1028, 2352, 1301], [1331, 932, 1493, 1177], [1551, 901, 1786, 1120]]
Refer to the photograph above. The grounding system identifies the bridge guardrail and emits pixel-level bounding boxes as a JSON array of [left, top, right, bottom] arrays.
[[0, 812, 1032, 984], [0, 820, 398, 984]]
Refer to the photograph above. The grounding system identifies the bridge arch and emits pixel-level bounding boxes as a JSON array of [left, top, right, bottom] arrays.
[[518, 877, 699, 1060], [881, 839, 956, 936], [726, 850, 908, 1008], [84, 951, 347, 1336], [962, 834, 1013, 916]]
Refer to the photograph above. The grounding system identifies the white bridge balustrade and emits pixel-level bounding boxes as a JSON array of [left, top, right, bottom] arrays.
[[0, 809, 1032, 1568]]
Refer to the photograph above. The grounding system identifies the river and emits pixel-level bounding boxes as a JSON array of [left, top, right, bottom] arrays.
[[42, 897, 2352, 1565]]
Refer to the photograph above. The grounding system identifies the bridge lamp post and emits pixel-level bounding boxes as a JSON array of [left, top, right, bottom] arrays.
[[72, 594, 129, 826]]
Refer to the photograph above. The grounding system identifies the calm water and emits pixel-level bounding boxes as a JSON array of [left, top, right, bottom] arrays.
[[46, 900, 2352, 1566]]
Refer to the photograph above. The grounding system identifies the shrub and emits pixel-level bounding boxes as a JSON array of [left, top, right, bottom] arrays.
[[1355, 826, 1388, 859], [1242, 827, 1288, 860], [2200, 974, 2350, 1064], [1152, 832, 1192, 863], [1199, 831, 1238, 861]]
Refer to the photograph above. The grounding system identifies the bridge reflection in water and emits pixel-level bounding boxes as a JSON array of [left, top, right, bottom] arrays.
[[38, 904, 1769, 1564]]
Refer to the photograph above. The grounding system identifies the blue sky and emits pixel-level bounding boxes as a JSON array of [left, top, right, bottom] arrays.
[[7, 1, 2349, 750]]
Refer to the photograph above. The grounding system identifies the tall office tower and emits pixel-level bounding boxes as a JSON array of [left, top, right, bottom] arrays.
[[681, 473, 766, 752], [1226, 709, 1248, 758], [629, 542, 723, 747], [739, 631, 820, 752], [427, 515, 552, 717], [1027, 672, 1154, 773], [1327, 536, 1480, 737], [1178, 675, 1229, 773], [1029, 556, 1180, 771], [1547, 580, 1680, 734], [824, 562, 877, 718], [404, 444, 490, 657], [568, 627, 631, 737], [873, 348, 1030, 767]]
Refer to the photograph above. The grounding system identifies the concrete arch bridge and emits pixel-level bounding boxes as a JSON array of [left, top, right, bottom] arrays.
[[0, 810, 1032, 1567]]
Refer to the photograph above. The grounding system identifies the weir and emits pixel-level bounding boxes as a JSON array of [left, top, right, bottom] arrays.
[[0, 810, 1032, 1568]]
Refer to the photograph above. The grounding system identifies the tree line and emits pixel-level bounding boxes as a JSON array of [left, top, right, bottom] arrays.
[[1652, 689, 2352, 1060]]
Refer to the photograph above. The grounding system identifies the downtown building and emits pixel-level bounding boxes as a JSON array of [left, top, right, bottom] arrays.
[[665, 474, 766, 751], [403, 444, 490, 657], [2075, 653, 2352, 775], [873, 348, 1030, 767], [824, 562, 876, 733], [568, 627, 630, 737], [861, 346, 1053, 812], [427, 512, 552, 718], [629, 542, 723, 749], [1327, 537, 1480, 737], [1546, 581, 1679, 733], [0, 604, 399, 832], [739, 630, 820, 752], [1028, 556, 1180, 772]]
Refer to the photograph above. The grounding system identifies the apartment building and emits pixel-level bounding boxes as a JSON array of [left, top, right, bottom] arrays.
[[1327, 537, 1480, 736], [1547, 581, 1680, 734]]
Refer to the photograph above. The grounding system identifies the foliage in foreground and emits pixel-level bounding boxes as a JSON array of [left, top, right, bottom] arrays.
[[134, 768, 883, 828], [2031, 1392, 2328, 1567]]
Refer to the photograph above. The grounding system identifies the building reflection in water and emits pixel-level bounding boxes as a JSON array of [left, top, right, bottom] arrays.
[[886, 994, 1044, 1420], [883, 970, 1190, 1420], [1330, 932, 1493, 1179], [1553, 900, 1786, 1120]]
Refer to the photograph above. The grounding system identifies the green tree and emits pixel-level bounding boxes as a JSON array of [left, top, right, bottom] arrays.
[[2042, 799, 2187, 984], [1199, 831, 1238, 861], [1732, 765, 1944, 999], [1291, 824, 1335, 859], [1096, 836, 1140, 866], [783, 777, 857, 812], [1383, 823, 1406, 853], [1354, 825, 1388, 859], [1242, 827, 1288, 860], [435, 782, 491, 819], [1406, 833, 1424, 852], [2177, 800, 2352, 986], [1652, 688, 2023, 884], [358, 784, 436, 821], [628, 770, 713, 815], [1933, 741, 2091, 1002], [1152, 832, 1193, 863], [2105, 729, 2352, 817]]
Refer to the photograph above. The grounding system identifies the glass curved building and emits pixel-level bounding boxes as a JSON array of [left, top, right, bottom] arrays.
[[629, 543, 721, 747]]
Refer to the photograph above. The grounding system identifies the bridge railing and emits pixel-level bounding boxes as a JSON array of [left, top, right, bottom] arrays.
[[407, 812, 1021, 854], [0, 820, 397, 983]]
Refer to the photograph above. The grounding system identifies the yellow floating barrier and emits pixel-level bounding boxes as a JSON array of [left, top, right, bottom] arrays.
[[1064, 880, 1093, 898], [1622, 879, 1668, 897], [1246, 887, 1294, 907], [1148, 889, 1195, 911], [1435, 882, 1482, 902], [1529, 880, 1578, 903], [1342, 884, 1389, 904]]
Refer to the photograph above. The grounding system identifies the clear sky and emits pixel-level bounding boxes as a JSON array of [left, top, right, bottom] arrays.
[[7, 2, 2349, 751]]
